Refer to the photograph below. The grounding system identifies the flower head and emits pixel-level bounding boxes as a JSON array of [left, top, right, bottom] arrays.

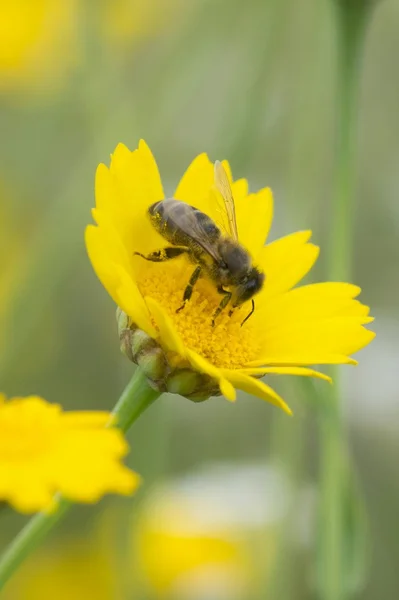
[[86, 140, 375, 414], [2, 533, 117, 600], [0, 0, 79, 95], [0, 394, 139, 513], [99, 0, 178, 50], [131, 465, 284, 596]]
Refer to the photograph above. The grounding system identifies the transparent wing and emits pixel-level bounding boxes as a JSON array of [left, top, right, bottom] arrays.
[[214, 160, 239, 241], [166, 199, 222, 262]]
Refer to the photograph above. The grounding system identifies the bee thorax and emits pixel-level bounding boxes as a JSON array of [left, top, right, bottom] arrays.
[[217, 240, 251, 278]]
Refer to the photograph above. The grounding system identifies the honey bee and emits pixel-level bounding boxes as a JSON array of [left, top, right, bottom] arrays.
[[134, 161, 265, 326]]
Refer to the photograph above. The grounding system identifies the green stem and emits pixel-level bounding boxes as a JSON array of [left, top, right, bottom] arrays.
[[110, 368, 160, 433], [0, 498, 71, 591], [219, 0, 283, 170], [320, 391, 345, 600], [320, 2, 372, 600], [0, 368, 160, 592], [328, 0, 370, 282], [265, 382, 307, 599]]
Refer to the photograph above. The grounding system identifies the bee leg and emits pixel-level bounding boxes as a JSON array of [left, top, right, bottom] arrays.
[[176, 266, 202, 313], [211, 289, 232, 326], [134, 246, 189, 262], [241, 299, 255, 327]]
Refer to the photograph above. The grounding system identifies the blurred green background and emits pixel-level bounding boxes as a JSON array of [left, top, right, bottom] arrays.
[[0, 0, 398, 598]]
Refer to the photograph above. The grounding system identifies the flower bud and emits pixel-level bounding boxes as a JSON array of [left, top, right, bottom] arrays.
[[116, 309, 220, 401]]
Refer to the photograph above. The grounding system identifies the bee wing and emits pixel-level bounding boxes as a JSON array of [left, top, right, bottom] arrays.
[[214, 160, 239, 241], [167, 201, 222, 262]]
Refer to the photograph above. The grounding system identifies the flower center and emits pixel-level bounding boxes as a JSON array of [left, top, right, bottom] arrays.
[[139, 263, 261, 369]]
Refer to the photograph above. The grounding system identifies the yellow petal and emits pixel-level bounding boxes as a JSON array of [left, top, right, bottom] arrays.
[[62, 412, 111, 428], [100, 141, 165, 257], [257, 231, 319, 300], [174, 152, 215, 217], [256, 282, 372, 325], [145, 297, 186, 356], [85, 225, 125, 306], [254, 280, 374, 355], [114, 266, 157, 337], [238, 366, 332, 383], [86, 219, 132, 274], [186, 349, 236, 401], [219, 379, 237, 400], [220, 369, 292, 415], [86, 224, 153, 334], [55, 463, 137, 502], [255, 318, 375, 366], [288, 281, 362, 299], [5, 479, 54, 514], [86, 227, 155, 336], [110, 140, 164, 208], [95, 163, 116, 213], [231, 178, 249, 201], [235, 187, 274, 258], [94, 163, 148, 255], [246, 354, 359, 367]]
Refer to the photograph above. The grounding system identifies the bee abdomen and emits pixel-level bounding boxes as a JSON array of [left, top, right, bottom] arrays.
[[193, 208, 220, 238], [148, 199, 173, 237], [148, 198, 220, 246]]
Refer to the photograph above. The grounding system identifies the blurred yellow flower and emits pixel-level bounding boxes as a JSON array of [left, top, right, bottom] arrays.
[[86, 140, 375, 414], [2, 529, 117, 600], [100, 0, 176, 48], [0, 0, 79, 94], [138, 523, 246, 597], [132, 465, 284, 598], [0, 394, 139, 513]]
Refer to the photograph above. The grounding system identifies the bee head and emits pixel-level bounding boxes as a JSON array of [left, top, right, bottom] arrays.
[[233, 267, 265, 306]]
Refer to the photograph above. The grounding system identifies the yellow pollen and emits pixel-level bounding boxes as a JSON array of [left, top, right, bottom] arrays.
[[139, 265, 261, 369]]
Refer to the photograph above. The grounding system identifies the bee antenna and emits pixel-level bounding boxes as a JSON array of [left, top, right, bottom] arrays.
[[241, 299, 255, 327]]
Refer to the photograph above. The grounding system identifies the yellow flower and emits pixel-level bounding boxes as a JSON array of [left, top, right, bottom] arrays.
[[0, 394, 139, 513], [2, 534, 117, 600], [131, 466, 281, 597], [86, 140, 375, 414], [0, 0, 79, 95], [99, 0, 176, 49]]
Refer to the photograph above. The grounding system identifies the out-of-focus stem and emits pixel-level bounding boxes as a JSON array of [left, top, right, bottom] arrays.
[[320, 2, 373, 600], [328, 0, 370, 282]]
